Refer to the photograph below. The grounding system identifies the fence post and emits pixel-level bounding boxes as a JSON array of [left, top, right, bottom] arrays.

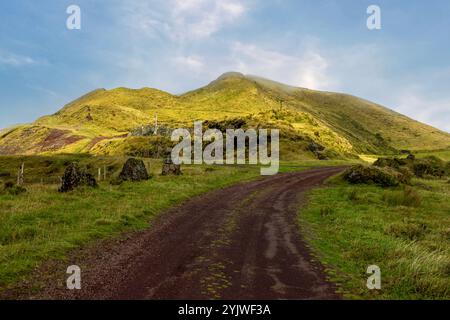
[[17, 162, 24, 186]]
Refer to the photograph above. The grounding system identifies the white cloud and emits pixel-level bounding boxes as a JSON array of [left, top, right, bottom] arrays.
[[229, 42, 335, 90], [0, 51, 35, 66], [119, 0, 246, 41], [394, 90, 450, 132], [173, 0, 245, 39], [173, 55, 204, 71]]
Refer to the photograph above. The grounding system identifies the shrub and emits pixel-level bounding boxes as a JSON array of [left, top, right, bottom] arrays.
[[1, 181, 26, 195], [396, 166, 413, 184], [413, 156, 446, 178], [374, 157, 407, 169], [343, 165, 400, 187], [3, 181, 14, 189], [375, 156, 448, 179], [7, 185, 27, 195]]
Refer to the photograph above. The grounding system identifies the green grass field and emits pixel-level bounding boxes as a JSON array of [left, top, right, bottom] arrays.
[[301, 176, 450, 299]]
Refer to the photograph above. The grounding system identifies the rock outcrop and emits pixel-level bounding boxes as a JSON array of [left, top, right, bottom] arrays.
[[119, 158, 150, 181], [59, 163, 97, 192]]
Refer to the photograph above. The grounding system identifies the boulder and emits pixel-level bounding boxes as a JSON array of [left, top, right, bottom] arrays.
[[161, 154, 181, 176], [307, 141, 325, 153], [119, 158, 149, 181], [59, 163, 97, 192]]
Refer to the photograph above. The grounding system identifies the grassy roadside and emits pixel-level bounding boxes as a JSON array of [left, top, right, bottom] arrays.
[[300, 176, 450, 299], [0, 158, 265, 292]]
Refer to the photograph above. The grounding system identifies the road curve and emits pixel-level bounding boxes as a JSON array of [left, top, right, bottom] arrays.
[[39, 166, 345, 300]]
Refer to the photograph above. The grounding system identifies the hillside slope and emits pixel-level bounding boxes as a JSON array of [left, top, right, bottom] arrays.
[[0, 72, 449, 158]]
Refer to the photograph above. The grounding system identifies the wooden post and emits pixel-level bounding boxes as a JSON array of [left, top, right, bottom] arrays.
[[104, 165, 107, 181], [154, 113, 158, 135], [98, 168, 102, 181], [17, 162, 24, 186]]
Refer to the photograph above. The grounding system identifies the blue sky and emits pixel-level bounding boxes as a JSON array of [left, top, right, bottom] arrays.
[[1, 0, 450, 131]]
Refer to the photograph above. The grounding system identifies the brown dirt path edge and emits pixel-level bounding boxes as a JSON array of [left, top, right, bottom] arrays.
[[32, 166, 345, 300]]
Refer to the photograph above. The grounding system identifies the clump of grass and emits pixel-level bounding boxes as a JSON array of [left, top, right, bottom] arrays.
[[440, 228, 450, 240], [320, 206, 334, 217], [348, 189, 360, 202], [387, 221, 428, 240], [383, 187, 422, 207], [0, 226, 38, 245], [393, 241, 450, 297], [94, 218, 116, 226]]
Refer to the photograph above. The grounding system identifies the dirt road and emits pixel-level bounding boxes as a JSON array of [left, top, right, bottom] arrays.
[[39, 167, 344, 300]]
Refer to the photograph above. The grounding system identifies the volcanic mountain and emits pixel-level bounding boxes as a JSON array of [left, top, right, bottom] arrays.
[[1, 72, 449, 159]]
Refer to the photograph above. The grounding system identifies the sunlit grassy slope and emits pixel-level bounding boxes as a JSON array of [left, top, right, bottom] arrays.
[[1, 72, 449, 157]]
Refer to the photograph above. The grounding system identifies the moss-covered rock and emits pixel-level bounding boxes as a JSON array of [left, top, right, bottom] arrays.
[[59, 163, 97, 192], [118, 158, 150, 182]]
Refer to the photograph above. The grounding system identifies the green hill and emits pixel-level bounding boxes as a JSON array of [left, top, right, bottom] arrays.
[[1, 72, 449, 159]]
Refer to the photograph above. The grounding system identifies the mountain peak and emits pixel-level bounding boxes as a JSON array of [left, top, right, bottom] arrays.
[[216, 72, 246, 81]]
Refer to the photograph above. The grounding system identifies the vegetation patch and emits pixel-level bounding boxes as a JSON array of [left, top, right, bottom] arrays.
[[374, 155, 449, 179], [343, 165, 405, 187], [301, 177, 450, 299]]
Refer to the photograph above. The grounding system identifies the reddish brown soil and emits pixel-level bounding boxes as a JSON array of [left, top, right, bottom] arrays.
[[37, 128, 84, 152], [28, 167, 345, 300]]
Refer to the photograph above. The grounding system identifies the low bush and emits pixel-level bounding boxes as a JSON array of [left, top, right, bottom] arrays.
[[413, 158, 446, 178], [374, 156, 448, 179], [6, 185, 27, 196], [343, 165, 401, 187], [374, 157, 407, 169], [1, 181, 27, 195], [396, 167, 414, 184]]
